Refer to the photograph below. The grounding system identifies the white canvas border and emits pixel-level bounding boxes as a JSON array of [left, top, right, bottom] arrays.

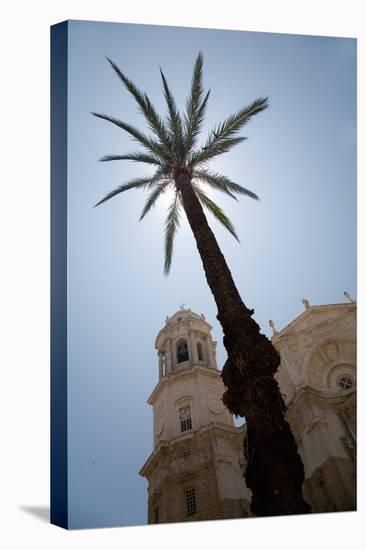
[[0, 1, 364, 549]]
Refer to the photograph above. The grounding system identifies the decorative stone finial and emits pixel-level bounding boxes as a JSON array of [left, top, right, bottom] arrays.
[[179, 303, 186, 310], [269, 319, 278, 335], [201, 313, 206, 320], [343, 291, 355, 303], [302, 298, 310, 310], [165, 316, 169, 324]]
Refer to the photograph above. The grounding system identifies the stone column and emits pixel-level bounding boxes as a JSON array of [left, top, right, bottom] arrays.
[[206, 336, 216, 369], [186, 329, 194, 366], [158, 352, 163, 380], [190, 331, 199, 364], [166, 339, 173, 374], [212, 340, 218, 370]]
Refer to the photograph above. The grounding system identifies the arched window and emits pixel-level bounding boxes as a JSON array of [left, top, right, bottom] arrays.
[[177, 339, 189, 363], [161, 352, 166, 376], [197, 342, 204, 362]]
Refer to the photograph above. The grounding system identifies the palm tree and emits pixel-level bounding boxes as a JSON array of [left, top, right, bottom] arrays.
[[92, 53, 310, 517]]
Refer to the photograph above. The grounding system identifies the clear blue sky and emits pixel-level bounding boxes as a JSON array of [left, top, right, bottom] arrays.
[[65, 20, 356, 528]]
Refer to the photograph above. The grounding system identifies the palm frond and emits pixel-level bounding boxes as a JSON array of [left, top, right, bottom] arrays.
[[106, 57, 173, 160], [94, 171, 166, 207], [192, 184, 240, 241], [139, 181, 172, 220], [189, 96, 268, 166], [211, 97, 268, 142], [192, 169, 237, 200], [160, 68, 185, 162], [91, 112, 171, 161], [193, 169, 259, 200], [185, 89, 211, 158], [99, 152, 161, 165], [190, 136, 246, 166], [184, 53, 209, 154], [164, 191, 181, 274]]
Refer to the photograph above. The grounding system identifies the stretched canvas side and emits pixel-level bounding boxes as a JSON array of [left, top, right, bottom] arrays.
[[50, 20, 69, 529]]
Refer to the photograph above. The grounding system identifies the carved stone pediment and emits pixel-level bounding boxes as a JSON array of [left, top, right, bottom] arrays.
[[274, 304, 355, 340]]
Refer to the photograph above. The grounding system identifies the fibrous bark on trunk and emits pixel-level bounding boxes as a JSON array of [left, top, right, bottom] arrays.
[[178, 175, 310, 516]]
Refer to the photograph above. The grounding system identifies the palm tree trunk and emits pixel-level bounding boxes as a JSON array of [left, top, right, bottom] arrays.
[[179, 177, 310, 516]]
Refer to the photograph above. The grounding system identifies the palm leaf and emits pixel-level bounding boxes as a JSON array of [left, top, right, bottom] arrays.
[[164, 191, 181, 274], [160, 68, 184, 162], [193, 169, 259, 200], [212, 97, 268, 142], [94, 171, 166, 207], [106, 57, 173, 160], [184, 53, 209, 154], [192, 170, 237, 200], [91, 112, 170, 161], [190, 136, 246, 166], [190, 96, 268, 165], [99, 152, 161, 165], [140, 181, 171, 220], [192, 185, 239, 241]]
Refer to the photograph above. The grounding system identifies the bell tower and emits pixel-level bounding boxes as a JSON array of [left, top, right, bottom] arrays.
[[139, 309, 251, 524]]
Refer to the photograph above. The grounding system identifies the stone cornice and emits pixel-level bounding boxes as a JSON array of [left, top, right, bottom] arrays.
[[146, 364, 222, 405], [139, 422, 245, 477]]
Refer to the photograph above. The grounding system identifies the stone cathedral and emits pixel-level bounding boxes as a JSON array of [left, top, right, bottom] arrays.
[[139, 294, 356, 523]]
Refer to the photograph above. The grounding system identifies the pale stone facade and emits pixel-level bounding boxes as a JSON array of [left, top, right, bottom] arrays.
[[140, 298, 356, 523], [273, 298, 356, 512], [139, 309, 251, 523]]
